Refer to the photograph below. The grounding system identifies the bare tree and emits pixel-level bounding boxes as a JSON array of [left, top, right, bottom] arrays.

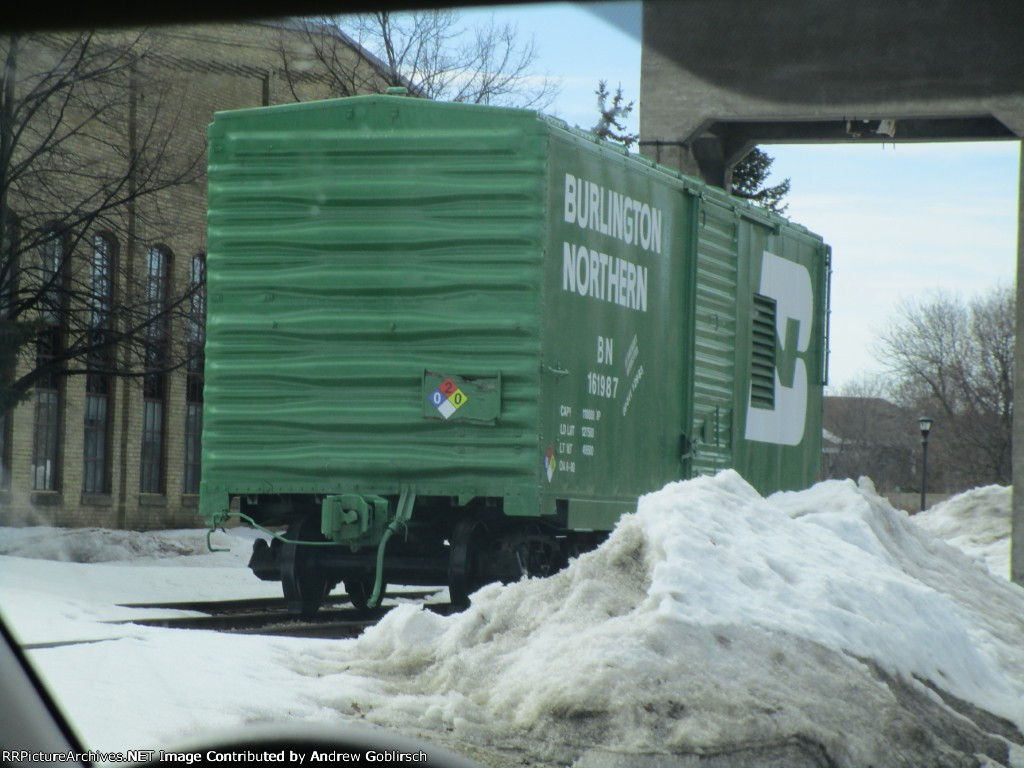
[[822, 375, 918, 492], [1, 31, 203, 413], [278, 11, 559, 109], [874, 284, 1014, 488]]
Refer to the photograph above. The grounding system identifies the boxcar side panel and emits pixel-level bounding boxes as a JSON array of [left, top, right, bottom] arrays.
[[538, 132, 693, 528], [732, 219, 829, 492], [690, 195, 741, 478]]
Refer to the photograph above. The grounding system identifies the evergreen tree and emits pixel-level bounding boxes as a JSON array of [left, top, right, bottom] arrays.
[[731, 147, 790, 213], [591, 80, 637, 149]]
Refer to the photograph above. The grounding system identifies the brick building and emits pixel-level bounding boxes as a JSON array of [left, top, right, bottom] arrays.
[[0, 21, 388, 529]]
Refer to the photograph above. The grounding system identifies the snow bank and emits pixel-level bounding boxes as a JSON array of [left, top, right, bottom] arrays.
[[290, 472, 1024, 766], [913, 485, 1011, 580]]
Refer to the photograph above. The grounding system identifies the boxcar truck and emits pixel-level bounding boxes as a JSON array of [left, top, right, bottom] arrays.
[[201, 94, 831, 613]]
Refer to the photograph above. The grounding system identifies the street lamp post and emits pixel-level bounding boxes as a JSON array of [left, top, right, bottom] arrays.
[[919, 416, 934, 512]]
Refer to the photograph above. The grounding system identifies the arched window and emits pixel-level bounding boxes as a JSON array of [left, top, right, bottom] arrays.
[[140, 245, 171, 495], [183, 253, 206, 495], [39, 229, 64, 324], [88, 233, 113, 330], [33, 226, 67, 492], [83, 233, 116, 494]]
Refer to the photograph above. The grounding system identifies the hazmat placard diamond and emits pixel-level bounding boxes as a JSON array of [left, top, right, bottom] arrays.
[[545, 444, 555, 482], [431, 377, 469, 420]]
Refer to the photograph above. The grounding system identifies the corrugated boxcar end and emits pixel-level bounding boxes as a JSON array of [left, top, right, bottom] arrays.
[[201, 95, 554, 527]]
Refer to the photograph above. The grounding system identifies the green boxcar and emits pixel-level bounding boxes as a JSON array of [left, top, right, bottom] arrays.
[[202, 95, 831, 612]]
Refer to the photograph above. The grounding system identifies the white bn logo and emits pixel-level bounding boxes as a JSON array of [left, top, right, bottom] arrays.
[[745, 251, 813, 447]]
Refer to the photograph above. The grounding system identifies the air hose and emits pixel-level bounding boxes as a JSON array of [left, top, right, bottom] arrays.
[[366, 485, 415, 609]]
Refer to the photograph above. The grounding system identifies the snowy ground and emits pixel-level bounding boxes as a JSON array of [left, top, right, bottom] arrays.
[[1, 471, 1022, 768]]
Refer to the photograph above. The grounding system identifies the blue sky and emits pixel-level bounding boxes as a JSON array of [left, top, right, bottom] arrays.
[[459, 2, 1021, 390], [460, 2, 642, 133], [768, 142, 1019, 389]]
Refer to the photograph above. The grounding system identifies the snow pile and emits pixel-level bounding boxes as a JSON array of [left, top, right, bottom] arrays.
[[913, 485, 1011, 580], [292, 472, 1024, 766], [3, 472, 1024, 768]]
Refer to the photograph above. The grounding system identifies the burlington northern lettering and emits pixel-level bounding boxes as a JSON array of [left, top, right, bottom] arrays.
[[560, 172, 661, 313], [562, 242, 647, 312], [563, 172, 663, 254]]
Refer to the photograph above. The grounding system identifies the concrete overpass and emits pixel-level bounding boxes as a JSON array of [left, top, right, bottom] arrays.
[[638, 0, 1024, 582]]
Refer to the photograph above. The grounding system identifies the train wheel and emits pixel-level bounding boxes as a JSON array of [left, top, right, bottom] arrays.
[[448, 519, 490, 609], [281, 516, 331, 617], [515, 528, 567, 579], [344, 578, 386, 612]]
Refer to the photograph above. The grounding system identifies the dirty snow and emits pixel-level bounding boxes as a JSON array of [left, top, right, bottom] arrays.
[[1, 471, 1022, 767]]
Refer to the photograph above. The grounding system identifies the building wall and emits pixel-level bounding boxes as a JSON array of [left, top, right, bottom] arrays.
[[0, 21, 385, 530]]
